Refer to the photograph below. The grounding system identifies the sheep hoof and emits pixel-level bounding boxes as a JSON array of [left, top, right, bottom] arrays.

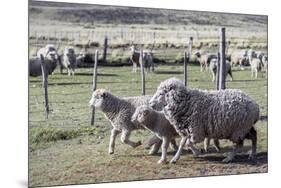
[[169, 158, 178, 164], [215, 147, 221, 152], [134, 141, 142, 148], [222, 156, 234, 163], [157, 159, 167, 164], [248, 154, 256, 160], [149, 150, 157, 155], [109, 151, 114, 155]]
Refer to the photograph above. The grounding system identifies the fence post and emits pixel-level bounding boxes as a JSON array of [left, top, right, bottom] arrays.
[[103, 36, 108, 64], [184, 51, 188, 87], [188, 37, 193, 57], [219, 28, 226, 90], [91, 50, 99, 125], [216, 52, 220, 90], [39, 54, 50, 119], [35, 31, 38, 53], [140, 49, 145, 95]]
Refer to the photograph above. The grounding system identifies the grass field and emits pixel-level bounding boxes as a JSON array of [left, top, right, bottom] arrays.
[[28, 1, 268, 187], [29, 64, 268, 187]]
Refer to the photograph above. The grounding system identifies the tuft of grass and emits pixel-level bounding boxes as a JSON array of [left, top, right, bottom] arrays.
[[29, 127, 98, 144]]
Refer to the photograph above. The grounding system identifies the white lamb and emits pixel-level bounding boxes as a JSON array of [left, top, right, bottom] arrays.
[[89, 89, 157, 154], [131, 105, 181, 164]]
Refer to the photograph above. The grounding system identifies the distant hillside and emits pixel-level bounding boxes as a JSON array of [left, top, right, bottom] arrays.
[[30, 1, 267, 28]]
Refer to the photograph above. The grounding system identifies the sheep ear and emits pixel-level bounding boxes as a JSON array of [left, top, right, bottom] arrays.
[[101, 92, 107, 98]]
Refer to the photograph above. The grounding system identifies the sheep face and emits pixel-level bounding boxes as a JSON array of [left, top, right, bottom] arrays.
[[89, 89, 108, 108], [47, 51, 58, 62], [131, 105, 150, 124], [149, 77, 185, 110], [149, 89, 167, 110]]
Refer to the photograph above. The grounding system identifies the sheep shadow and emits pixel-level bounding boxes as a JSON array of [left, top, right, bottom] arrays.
[[196, 151, 267, 165], [47, 81, 92, 86], [154, 70, 183, 75], [74, 72, 119, 77], [260, 115, 268, 121]]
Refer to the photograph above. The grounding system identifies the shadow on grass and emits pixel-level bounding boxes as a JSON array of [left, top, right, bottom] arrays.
[[74, 72, 119, 77], [154, 70, 183, 75], [260, 115, 268, 121], [197, 151, 267, 165]]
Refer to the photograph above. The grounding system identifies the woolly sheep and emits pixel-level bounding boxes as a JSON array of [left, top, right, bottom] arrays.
[[89, 89, 159, 154], [230, 50, 248, 69], [149, 78, 260, 163], [29, 56, 57, 77], [209, 59, 233, 82], [131, 105, 180, 164], [199, 53, 217, 72], [37, 44, 59, 62], [262, 55, 268, 78], [129, 45, 155, 72], [59, 47, 77, 76], [248, 49, 263, 78]]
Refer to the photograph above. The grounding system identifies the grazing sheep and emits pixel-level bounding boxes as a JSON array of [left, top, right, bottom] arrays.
[[143, 51, 155, 72], [199, 53, 217, 72], [262, 55, 268, 77], [37, 44, 58, 59], [89, 89, 159, 154], [59, 47, 77, 76], [248, 49, 263, 78], [131, 105, 179, 164], [209, 59, 233, 82], [29, 56, 58, 77], [149, 78, 259, 163], [129, 45, 154, 72], [231, 50, 248, 69]]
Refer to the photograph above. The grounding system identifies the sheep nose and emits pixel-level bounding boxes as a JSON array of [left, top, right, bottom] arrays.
[[149, 101, 156, 109], [131, 117, 136, 123]]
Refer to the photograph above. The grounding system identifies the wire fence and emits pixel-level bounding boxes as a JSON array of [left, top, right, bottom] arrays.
[[29, 27, 268, 130]]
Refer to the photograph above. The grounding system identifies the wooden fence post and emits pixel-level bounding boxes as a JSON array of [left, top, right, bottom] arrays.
[[216, 52, 220, 90], [91, 50, 99, 125], [219, 28, 226, 90], [140, 49, 145, 95], [103, 36, 108, 64], [184, 51, 188, 87], [39, 54, 50, 119], [35, 31, 38, 53], [188, 37, 193, 57]]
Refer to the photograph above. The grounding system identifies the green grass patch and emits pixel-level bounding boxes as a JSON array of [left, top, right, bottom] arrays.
[[29, 126, 99, 144]]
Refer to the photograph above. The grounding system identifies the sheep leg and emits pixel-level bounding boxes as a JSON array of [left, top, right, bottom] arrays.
[[204, 138, 210, 153], [170, 136, 188, 164], [120, 130, 142, 148], [149, 139, 162, 155], [245, 127, 257, 160], [229, 70, 233, 81], [108, 129, 121, 154], [158, 137, 170, 164], [186, 139, 201, 157], [144, 135, 161, 149], [170, 138, 178, 151], [213, 139, 221, 152], [222, 140, 243, 163]]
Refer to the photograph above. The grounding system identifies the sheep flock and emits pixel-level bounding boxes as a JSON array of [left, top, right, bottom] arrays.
[[89, 76, 261, 164]]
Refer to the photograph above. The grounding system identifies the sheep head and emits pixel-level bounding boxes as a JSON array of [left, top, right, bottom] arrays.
[[89, 89, 108, 108], [149, 77, 185, 110], [131, 105, 151, 124]]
